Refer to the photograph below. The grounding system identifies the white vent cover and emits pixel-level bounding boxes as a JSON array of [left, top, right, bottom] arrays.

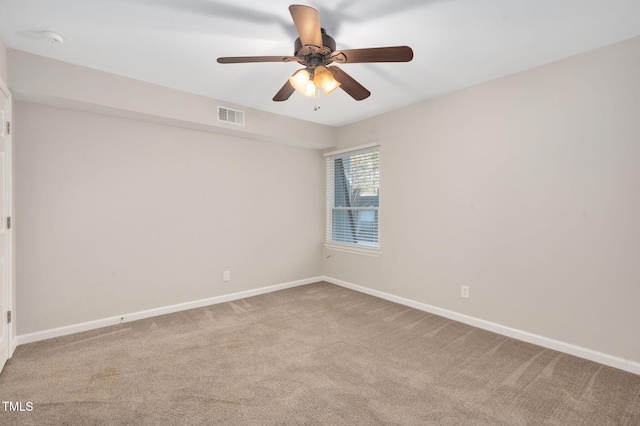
[[217, 106, 245, 126]]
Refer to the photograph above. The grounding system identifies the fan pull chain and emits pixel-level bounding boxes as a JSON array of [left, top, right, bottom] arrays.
[[314, 87, 321, 111]]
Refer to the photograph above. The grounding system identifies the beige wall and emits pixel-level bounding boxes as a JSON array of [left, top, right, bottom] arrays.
[[323, 36, 640, 363], [15, 102, 324, 334], [0, 38, 7, 83], [8, 50, 336, 150]]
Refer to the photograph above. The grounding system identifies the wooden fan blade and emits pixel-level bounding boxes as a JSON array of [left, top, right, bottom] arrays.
[[289, 5, 322, 48], [217, 56, 298, 64], [331, 46, 413, 64], [273, 80, 295, 102], [327, 66, 371, 101]]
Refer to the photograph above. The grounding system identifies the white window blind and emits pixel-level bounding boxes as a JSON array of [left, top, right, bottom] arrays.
[[325, 144, 380, 253]]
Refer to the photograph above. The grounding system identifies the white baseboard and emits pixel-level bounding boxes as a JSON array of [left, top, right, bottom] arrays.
[[10, 337, 17, 358], [15, 275, 640, 376], [322, 276, 640, 376], [16, 276, 323, 346]]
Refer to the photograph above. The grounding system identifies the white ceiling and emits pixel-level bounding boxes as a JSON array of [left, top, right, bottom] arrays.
[[1, 0, 640, 127]]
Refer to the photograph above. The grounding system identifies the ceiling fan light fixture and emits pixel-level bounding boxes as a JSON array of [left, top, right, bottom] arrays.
[[290, 69, 310, 92], [303, 80, 317, 97], [323, 78, 341, 95], [290, 69, 317, 97], [312, 65, 334, 89]]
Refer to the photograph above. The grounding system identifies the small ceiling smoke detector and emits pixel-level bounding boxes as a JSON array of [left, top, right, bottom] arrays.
[[42, 31, 64, 45]]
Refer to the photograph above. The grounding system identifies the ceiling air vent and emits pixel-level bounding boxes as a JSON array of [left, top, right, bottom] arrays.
[[217, 106, 245, 126]]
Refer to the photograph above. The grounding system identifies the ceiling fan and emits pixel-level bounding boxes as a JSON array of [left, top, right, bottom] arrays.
[[217, 4, 414, 102]]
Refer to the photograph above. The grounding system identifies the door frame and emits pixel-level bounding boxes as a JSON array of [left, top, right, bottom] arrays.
[[0, 74, 14, 364]]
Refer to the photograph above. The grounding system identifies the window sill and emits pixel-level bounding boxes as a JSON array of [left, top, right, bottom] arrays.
[[324, 243, 382, 257]]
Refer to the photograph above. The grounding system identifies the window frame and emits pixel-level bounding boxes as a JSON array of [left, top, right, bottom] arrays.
[[324, 143, 381, 257]]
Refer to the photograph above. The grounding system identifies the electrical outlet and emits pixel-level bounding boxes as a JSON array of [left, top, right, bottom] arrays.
[[223, 271, 230, 282], [461, 285, 470, 299]]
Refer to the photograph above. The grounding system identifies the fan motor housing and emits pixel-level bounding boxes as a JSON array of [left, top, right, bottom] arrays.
[[294, 28, 336, 63]]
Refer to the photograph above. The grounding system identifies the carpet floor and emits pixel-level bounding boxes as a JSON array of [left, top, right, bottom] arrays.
[[0, 282, 639, 425]]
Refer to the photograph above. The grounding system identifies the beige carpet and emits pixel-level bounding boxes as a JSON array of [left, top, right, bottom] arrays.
[[1, 282, 639, 425]]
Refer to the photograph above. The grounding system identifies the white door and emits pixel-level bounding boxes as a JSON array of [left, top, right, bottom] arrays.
[[0, 81, 11, 373]]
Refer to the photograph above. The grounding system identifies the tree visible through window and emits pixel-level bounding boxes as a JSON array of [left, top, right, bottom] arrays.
[[326, 145, 379, 250]]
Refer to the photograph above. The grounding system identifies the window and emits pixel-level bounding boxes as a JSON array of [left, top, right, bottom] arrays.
[[325, 144, 380, 255]]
